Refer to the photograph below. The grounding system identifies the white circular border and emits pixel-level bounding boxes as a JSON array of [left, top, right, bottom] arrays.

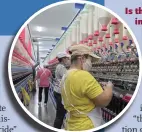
[[8, 1, 142, 132]]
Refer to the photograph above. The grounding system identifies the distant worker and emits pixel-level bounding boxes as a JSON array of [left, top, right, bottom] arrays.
[[61, 45, 113, 131], [35, 65, 52, 106], [53, 52, 71, 129]]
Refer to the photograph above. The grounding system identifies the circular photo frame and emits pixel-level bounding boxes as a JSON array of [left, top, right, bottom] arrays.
[[8, 1, 142, 132]]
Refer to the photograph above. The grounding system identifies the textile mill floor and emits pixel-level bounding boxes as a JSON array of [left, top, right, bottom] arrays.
[[27, 89, 56, 126]]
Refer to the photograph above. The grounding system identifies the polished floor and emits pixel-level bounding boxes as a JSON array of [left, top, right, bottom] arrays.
[[27, 88, 56, 126]]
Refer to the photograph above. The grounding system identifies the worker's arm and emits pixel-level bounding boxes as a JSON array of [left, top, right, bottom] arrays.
[[83, 72, 113, 108], [92, 82, 113, 107]]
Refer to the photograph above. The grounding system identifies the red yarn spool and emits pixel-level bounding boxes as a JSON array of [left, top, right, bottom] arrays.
[[99, 37, 103, 42], [94, 30, 99, 36], [114, 38, 119, 43], [88, 43, 93, 46], [111, 18, 119, 25], [80, 40, 84, 44], [109, 42, 113, 45], [88, 35, 93, 40], [103, 43, 106, 47], [93, 40, 97, 44], [123, 36, 128, 40], [113, 28, 119, 34], [101, 25, 107, 31], [105, 33, 110, 38], [84, 38, 88, 43]]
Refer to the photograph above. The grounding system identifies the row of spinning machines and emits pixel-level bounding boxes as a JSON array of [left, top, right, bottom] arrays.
[[47, 12, 139, 122], [91, 38, 139, 122]]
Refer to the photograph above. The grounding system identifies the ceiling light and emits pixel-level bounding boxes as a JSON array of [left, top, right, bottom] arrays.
[[39, 48, 50, 51], [38, 42, 42, 44], [35, 26, 45, 32]]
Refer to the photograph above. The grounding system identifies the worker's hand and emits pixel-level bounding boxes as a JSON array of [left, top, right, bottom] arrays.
[[100, 82, 107, 87], [106, 81, 113, 89]]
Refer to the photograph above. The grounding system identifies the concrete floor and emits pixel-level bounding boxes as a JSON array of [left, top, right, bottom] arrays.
[[27, 88, 56, 127]]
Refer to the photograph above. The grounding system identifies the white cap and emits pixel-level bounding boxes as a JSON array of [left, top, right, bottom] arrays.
[[56, 52, 70, 59]]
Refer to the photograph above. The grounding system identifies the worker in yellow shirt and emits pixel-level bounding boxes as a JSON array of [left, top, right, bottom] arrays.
[[61, 44, 113, 131]]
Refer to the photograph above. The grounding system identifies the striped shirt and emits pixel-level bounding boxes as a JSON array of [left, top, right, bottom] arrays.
[[54, 64, 67, 94]]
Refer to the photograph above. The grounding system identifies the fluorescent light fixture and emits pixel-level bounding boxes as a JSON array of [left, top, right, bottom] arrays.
[[39, 49, 50, 51], [35, 26, 46, 32], [38, 41, 42, 44]]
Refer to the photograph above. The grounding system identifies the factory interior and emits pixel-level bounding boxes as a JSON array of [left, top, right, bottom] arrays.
[[11, 3, 139, 130]]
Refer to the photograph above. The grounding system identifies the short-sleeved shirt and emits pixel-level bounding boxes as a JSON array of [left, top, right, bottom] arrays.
[[61, 69, 103, 131], [36, 68, 52, 87], [54, 64, 67, 94]]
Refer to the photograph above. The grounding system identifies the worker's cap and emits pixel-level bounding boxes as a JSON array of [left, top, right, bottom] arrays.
[[68, 44, 101, 61], [56, 52, 70, 59]]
